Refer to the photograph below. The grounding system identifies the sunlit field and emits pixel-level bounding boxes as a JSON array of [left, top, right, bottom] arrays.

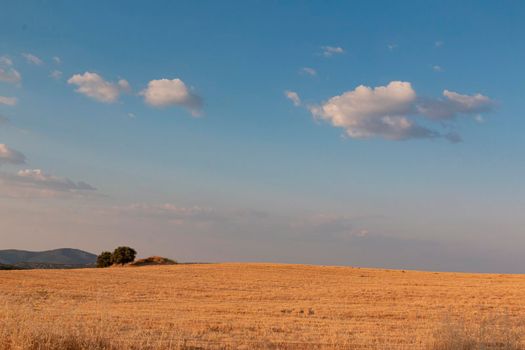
[[1, 263, 524, 349]]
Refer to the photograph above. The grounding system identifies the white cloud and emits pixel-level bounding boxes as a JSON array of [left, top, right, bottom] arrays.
[[117, 79, 131, 92], [387, 43, 398, 51], [300, 67, 317, 76], [0, 169, 96, 198], [309, 81, 431, 140], [0, 96, 17, 106], [0, 56, 13, 66], [0, 144, 26, 165], [0, 65, 21, 84], [285, 90, 301, 107], [322, 46, 344, 57], [141, 78, 202, 116], [68, 72, 128, 103], [22, 53, 43, 65], [49, 70, 63, 80], [16, 169, 95, 190], [52, 56, 61, 64], [305, 81, 493, 142], [417, 90, 494, 120], [432, 65, 444, 72]]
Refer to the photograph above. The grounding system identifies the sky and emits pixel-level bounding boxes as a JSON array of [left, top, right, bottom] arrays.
[[0, 1, 524, 273]]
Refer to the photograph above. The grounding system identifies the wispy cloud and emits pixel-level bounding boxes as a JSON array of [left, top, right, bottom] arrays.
[[52, 56, 61, 64], [22, 53, 43, 65], [0, 144, 26, 166], [0, 96, 17, 106], [284, 90, 301, 106], [0, 56, 13, 66], [0, 169, 96, 198], [141, 78, 202, 116], [432, 65, 444, 72], [300, 67, 317, 76], [49, 70, 63, 80], [387, 43, 398, 51], [68, 72, 130, 103], [435, 40, 444, 48], [321, 46, 344, 57], [0, 57, 21, 84]]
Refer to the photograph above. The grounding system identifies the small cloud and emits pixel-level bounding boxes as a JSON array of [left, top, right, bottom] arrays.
[[0, 68, 21, 84], [0, 96, 17, 106], [300, 67, 317, 76], [68, 72, 128, 103], [435, 40, 444, 48], [0, 144, 26, 165], [117, 79, 131, 92], [127, 112, 136, 118], [141, 78, 202, 116], [356, 229, 369, 237], [284, 90, 301, 106], [474, 115, 484, 123], [387, 43, 398, 51], [49, 70, 63, 80], [22, 53, 43, 65], [52, 56, 61, 64], [0, 168, 96, 198], [432, 65, 444, 72], [0, 56, 13, 66], [321, 46, 344, 57]]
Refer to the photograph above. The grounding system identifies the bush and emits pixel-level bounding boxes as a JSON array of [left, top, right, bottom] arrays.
[[96, 251, 113, 268], [111, 246, 137, 265]]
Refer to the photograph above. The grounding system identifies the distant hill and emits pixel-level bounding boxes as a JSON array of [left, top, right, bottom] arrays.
[[0, 248, 97, 269]]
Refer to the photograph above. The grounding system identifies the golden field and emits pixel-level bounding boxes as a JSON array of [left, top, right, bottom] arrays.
[[1, 263, 525, 349]]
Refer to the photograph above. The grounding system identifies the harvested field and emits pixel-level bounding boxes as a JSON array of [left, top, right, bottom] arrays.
[[1, 263, 524, 349]]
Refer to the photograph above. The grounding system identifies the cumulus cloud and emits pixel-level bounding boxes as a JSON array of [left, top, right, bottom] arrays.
[[22, 53, 43, 65], [309, 81, 432, 140], [285, 90, 301, 106], [141, 78, 202, 116], [68, 72, 129, 103], [322, 46, 344, 57], [49, 70, 63, 80], [305, 81, 494, 141], [0, 144, 26, 165], [300, 67, 317, 76], [0, 96, 17, 106]]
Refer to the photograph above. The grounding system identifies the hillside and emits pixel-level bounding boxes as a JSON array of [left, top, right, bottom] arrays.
[[1, 263, 524, 349], [0, 248, 96, 268]]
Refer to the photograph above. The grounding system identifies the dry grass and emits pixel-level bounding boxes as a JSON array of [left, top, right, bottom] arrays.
[[1, 263, 524, 349]]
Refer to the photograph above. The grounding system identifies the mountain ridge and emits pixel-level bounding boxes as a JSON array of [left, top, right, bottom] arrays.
[[0, 248, 97, 267]]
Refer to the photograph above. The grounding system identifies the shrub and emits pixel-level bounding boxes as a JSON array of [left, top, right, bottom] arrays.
[[96, 251, 113, 268], [111, 247, 137, 265]]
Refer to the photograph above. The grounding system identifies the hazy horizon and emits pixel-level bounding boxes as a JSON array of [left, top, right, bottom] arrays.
[[1, 1, 524, 273]]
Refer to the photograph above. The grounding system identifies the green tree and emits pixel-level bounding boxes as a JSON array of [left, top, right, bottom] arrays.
[[96, 251, 113, 268], [112, 246, 137, 265]]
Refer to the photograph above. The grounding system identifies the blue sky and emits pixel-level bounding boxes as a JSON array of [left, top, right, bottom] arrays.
[[0, 1, 524, 272]]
